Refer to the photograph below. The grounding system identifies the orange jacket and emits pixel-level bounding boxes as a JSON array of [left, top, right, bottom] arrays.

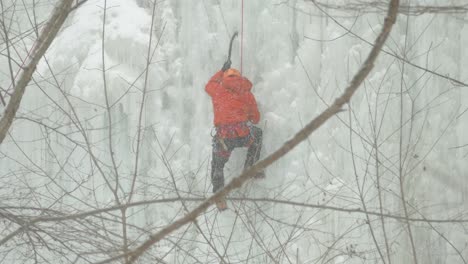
[[205, 71, 260, 127]]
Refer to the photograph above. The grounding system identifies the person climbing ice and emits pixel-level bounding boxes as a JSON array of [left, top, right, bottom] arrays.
[[205, 58, 265, 211]]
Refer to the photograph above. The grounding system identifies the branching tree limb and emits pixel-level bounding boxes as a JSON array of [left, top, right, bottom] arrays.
[[4, 195, 466, 226], [310, 1, 468, 15], [307, 2, 468, 88], [0, 0, 73, 144]]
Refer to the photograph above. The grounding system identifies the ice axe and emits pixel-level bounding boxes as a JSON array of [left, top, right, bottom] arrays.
[[222, 31, 238, 71], [227, 31, 238, 62]]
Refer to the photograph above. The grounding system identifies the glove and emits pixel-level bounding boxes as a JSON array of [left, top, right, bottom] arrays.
[[221, 60, 231, 72]]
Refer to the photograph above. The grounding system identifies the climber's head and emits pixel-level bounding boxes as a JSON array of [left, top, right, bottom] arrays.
[[224, 68, 241, 78]]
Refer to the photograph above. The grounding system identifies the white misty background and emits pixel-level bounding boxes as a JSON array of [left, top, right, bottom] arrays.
[[0, 0, 467, 263]]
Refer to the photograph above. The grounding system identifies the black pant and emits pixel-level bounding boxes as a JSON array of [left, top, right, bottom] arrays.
[[211, 126, 263, 193]]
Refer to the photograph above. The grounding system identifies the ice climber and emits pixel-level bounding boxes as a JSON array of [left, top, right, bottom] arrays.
[[205, 59, 264, 211]]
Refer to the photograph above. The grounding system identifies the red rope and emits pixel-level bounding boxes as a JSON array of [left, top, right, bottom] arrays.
[[240, 0, 244, 76]]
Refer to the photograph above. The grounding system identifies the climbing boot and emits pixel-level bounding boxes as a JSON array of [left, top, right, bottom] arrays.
[[215, 197, 228, 211]]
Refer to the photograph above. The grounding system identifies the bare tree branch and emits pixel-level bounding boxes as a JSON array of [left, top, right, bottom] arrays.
[[307, 2, 468, 88], [311, 1, 468, 15], [0, 0, 73, 144]]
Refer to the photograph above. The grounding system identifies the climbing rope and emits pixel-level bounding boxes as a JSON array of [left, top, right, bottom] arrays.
[[240, 0, 244, 76], [217, 0, 245, 75]]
